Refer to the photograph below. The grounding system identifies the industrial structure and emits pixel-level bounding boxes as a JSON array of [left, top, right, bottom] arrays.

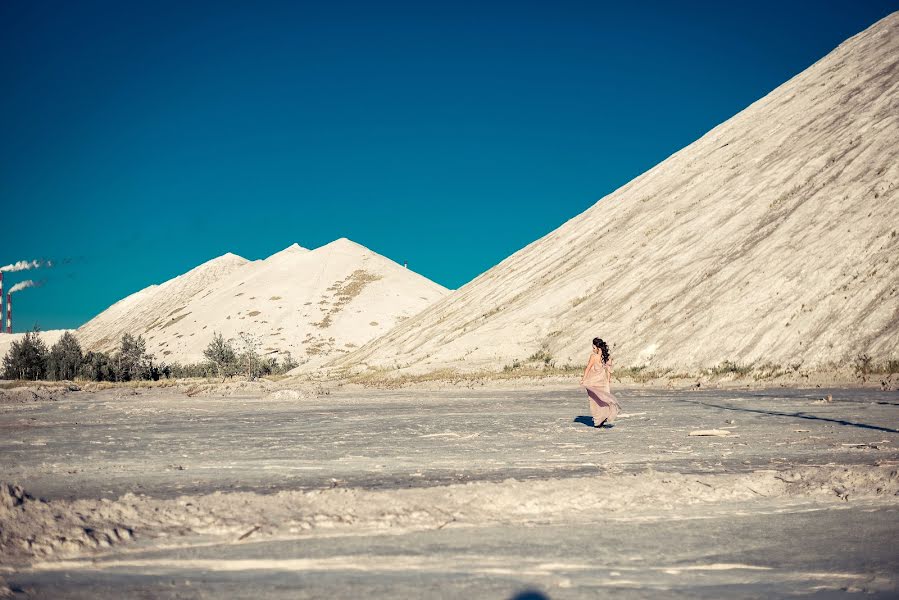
[[0, 273, 16, 334]]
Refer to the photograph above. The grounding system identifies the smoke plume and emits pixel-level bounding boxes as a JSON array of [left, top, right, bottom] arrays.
[[0, 259, 44, 273], [8, 280, 44, 294]]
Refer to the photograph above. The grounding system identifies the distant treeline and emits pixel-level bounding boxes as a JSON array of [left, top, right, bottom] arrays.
[[1, 330, 298, 382]]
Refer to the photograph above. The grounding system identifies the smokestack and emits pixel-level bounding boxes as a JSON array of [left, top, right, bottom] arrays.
[[3, 280, 43, 334]]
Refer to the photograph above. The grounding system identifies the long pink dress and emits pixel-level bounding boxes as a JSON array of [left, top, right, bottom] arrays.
[[582, 358, 620, 426]]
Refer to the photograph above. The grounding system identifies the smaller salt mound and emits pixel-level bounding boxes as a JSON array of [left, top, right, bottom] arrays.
[[75, 239, 449, 367]]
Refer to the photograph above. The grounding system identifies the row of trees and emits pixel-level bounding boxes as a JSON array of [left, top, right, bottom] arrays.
[[3, 330, 164, 382], [202, 331, 297, 381], [2, 329, 298, 382]]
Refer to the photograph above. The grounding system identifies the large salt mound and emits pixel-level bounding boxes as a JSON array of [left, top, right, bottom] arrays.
[[78, 239, 448, 366], [332, 13, 899, 376]]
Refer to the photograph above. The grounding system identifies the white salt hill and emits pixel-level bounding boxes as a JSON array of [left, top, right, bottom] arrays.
[[78, 239, 449, 366], [331, 13, 899, 377]]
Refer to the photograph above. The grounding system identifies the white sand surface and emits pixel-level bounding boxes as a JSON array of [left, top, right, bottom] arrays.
[[0, 385, 896, 597]]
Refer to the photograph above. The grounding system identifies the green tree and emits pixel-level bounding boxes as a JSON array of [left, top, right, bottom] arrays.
[[237, 332, 262, 380], [203, 332, 237, 382], [280, 351, 299, 373], [47, 332, 83, 381], [2, 328, 49, 380], [259, 356, 278, 376], [80, 351, 115, 381], [265, 351, 299, 376], [115, 333, 152, 381]]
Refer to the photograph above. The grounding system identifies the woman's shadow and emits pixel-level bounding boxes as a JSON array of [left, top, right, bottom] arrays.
[[573, 416, 614, 428], [510, 591, 549, 600]]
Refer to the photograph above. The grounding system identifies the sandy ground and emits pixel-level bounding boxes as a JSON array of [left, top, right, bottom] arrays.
[[1, 385, 897, 598]]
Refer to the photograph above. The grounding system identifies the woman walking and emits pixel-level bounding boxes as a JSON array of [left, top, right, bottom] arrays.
[[580, 337, 620, 428]]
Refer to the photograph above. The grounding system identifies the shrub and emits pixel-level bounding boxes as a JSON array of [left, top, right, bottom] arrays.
[[203, 331, 238, 381], [80, 350, 116, 381], [503, 359, 522, 372], [707, 361, 752, 377], [528, 348, 554, 367], [167, 362, 216, 378], [278, 351, 299, 373], [237, 332, 263, 380], [854, 354, 873, 379]]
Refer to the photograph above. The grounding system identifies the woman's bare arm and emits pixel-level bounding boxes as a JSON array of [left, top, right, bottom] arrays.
[[581, 353, 595, 385]]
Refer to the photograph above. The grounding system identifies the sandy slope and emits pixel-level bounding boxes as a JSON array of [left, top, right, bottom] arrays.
[[331, 13, 899, 377], [77, 239, 448, 366], [76, 252, 250, 354]]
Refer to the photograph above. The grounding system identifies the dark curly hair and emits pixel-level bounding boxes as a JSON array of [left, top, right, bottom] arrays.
[[592, 337, 610, 364]]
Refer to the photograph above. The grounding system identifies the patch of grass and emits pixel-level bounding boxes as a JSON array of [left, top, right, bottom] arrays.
[[570, 296, 588, 307], [347, 362, 582, 388], [335, 270, 382, 303], [336, 355, 897, 389], [615, 365, 646, 378], [770, 184, 801, 209], [855, 354, 899, 378], [314, 270, 383, 329], [705, 361, 752, 377], [348, 368, 462, 388], [78, 378, 184, 391], [615, 365, 672, 383], [481, 306, 502, 319], [503, 360, 522, 372], [0, 380, 77, 390], [527, 349, 554, 367], [752, 362, 788, 380], [247, 311, 261, 317]]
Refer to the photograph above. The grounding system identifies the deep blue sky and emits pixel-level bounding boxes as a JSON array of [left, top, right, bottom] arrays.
[[1, 1, 896, 331]]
